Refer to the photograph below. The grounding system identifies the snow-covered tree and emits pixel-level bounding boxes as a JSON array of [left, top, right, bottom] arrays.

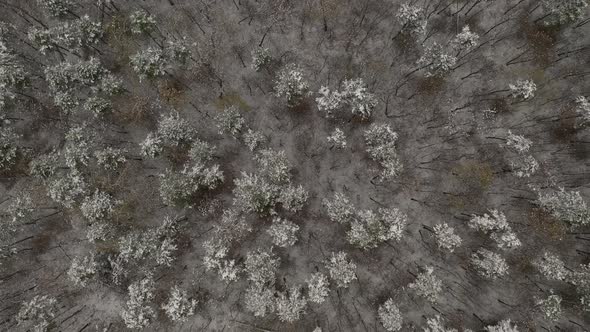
[[243, 129, 265, 151], [0, 126, 18, 170], [423, 315, 458, 332], [16, 295, 57, 332], [67, 254, 98, 287], [267, 217, 299, 247], [121, 276, 156, 329], [165, 37, 191, 64], [255, 149, 291, 184], [505, 131, 533, 153], [275, 286, 307, 322], [537, 292, 562, 321], [159, 164, 223, 206], [575, 96, 590, 127], [364, 123, 402, 179], [30, 151, 59, 179], [409, 267, 442, 303], [95, 147, 127, 171], [245, 248, 280, 286], [130, 47, 167, 81], [534, 252, 569, 281], [509, 154, 539, 178], [541, 0, 590, 26], [251, 47, 271, 71], [471, 249, 509, 279], [378, 298, 403, 331], [316, 86, 343, 117], [537, 187, 590, 227], [6, 192, 34, 226], [233, 173, 277, 214], [157, 112, 195, 146], [140, 133, 163, 158], [340, 78, 378, 119], [327, 128, 347, 149], [129, 10, 157, 34], [417, 43, 457, 78], [396, 3, 427, 36], [80, 190, 119, 223], [452, 25, 479, 53], [490, 230, 521, 250], [161, 286, 198, 322], [569, 263, 590, 311], [37, 0, 72, 17], [48, 170, 88, 208], [274, 63, 309, 107], [214, 105, 245, 137], [433, 223, 462, 252], [307, 272, 329, 304], [244, 284, 275, 317], [469, 209, 509, 232], [484, 319, 519, 332], [326, 251, 357, 288], [277, 184, 308, 212], [347, 208, 407, 250], [323, 193, 356, 225], [509, 79, 537, 100], [83, 96, 112, 117], [188, 139, 215, 163]]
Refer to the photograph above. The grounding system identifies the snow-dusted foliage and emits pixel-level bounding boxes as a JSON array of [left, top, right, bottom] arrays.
[[161, 286, 198, 322], [510, 155, 539, 178], [28, 16, 102, 53], [326, 251, 357, 288], [0, 38, 28, 112], [243, 129, 265, 151], [83, 96, 112, 117], [575, 96, 590, 127], [37, 0, 72, 17], [245, 284, 275, 317], [130, 47, 167, 81], [341, 78, 379, 118], [67, 254, 98, 287], [30, 151, 59, 179], [165, 37, 191, 64], [274, 63, 309, 107], [129, 10, 157, 34], [417, 43, 457, 78], [484, 319, 519, 332], [245, 248, 280, 286], [509, 79, 537, 100], [537, 187, 590, 227], [214, 105, 245, 137], [16, 295, 57, 332], [188, 139, 215, 163], [364, 123, 402, 179], [267, 217, 299, 247], [396, 3, 427, 36], [95, 147, 127, 171], [157, 112, 195, 146], [347, 208, 407, 250], [119, 216, 181, 267], [452, 26, 479, 53], [534, 252, 569, 281], [505, 131, 533, 153], [121, 276, 156, 329], [570, 263, 590, 311], [423, 315, 458, 332], [537, 292, 562, 321], [278, 184, 308, 212], [80, 190, 119, 223], [316, 79, 377, 118], [159, 164, 223, 206], [307, 272, 329, 304], [48, 170, 88, 208], [233, 173, 277, 214], [327, 128, 347, 149], [469, 209, 520, 249], [541, 0, 590, 25], [471, 249, 509, 279], [433, 223, 462, 252], [409, 267, 442, 303], [275, 286, 307, 322], [0, 126, 18, 170], [6, 192, 34, 226], [323, 193, 356, 225], [251, 47, 271, 71], [140, 133, 163, 158], [378, 298, 403, 331]]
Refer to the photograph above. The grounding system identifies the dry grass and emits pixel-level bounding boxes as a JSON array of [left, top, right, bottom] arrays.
[[454, 160, 494, 190]]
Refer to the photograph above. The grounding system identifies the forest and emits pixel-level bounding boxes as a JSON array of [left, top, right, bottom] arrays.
[[0, 0, 589, 331]]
